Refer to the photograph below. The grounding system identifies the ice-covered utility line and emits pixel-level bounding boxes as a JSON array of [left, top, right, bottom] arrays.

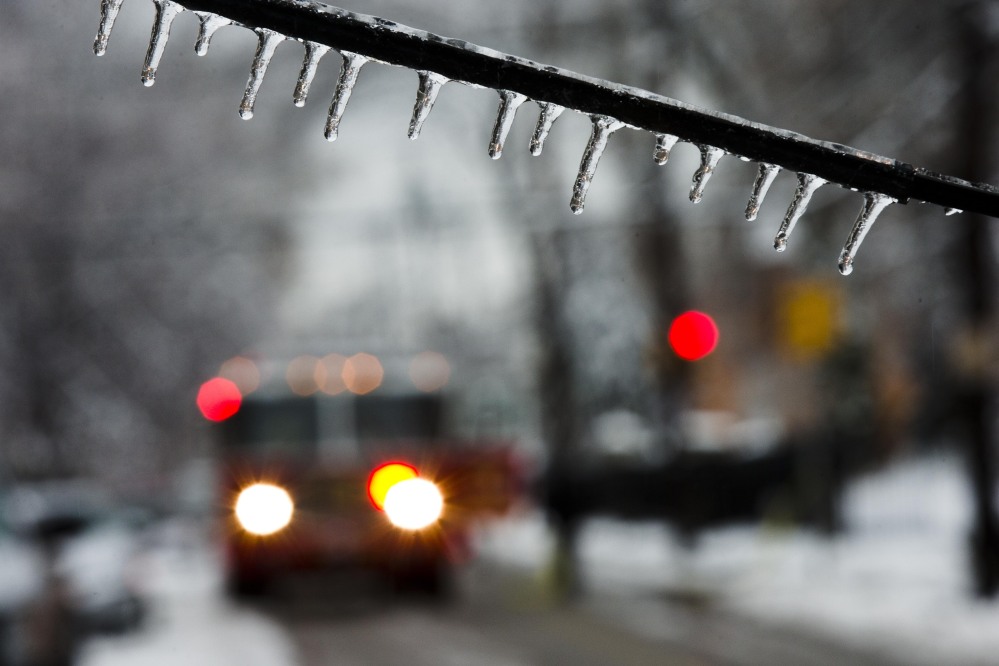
[[94, 0, 999, 274]]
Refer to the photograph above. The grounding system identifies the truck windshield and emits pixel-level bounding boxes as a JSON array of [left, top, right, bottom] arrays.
[[219, 393, 443, 455], [355, 394, 442, 442], [220, 396, 319, 456]]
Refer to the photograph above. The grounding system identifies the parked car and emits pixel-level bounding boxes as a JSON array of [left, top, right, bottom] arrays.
[[0, 517, 45, 666], [2, 481, 147, 638]]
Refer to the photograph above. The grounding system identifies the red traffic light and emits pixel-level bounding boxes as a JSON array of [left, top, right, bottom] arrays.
[[668, 311, 719, 361], [197, 377, 242, 421]]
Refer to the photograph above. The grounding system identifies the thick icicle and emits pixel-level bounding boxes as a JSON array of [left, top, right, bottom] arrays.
[[239, 30, 285, 120], [653, 133, 679, 165], [488, 91, 528, 159], [324, 52, 368, 142], [94, 0, 125, 56], [689, 146, 725, 204], [837, 192, 894, 276], [773, 173, 826, 252], [408, 72, 448, 140], [530, 103, 565, 156], [570, 116, 625, 215], [194, 13, 232, 57], [293, 43, 331, 107], [141, 0, 184, 87], [745, 163, 781, 221]]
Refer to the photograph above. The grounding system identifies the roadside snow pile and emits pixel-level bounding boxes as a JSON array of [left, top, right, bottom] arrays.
[[720, 454, 999, 666], [475, 452, 999, 665], [77, 520, 298, 666]]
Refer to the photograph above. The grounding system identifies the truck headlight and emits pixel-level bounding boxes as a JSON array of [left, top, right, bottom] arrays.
[[235, 483, 294, 536], [383, 478, 443, 530]]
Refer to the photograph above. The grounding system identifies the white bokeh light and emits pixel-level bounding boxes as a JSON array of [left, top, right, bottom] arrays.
[[235, 483, 295, 536], [383, 478, 444, 530]]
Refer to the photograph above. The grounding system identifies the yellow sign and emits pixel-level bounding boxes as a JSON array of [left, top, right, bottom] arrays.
[[778, 280, 841, 360]]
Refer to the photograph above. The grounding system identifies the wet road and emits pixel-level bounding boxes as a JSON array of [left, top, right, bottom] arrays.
[[78, 518, 913, 666], [255, 563, 900, 666]]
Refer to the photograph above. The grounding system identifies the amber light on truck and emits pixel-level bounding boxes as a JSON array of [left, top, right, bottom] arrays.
[[234, 483, 295, 536], [367, 462, 418, 510], [367, 462, 443, 530]]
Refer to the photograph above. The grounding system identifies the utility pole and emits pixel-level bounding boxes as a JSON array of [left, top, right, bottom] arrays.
[[959, 1, 999, 598]]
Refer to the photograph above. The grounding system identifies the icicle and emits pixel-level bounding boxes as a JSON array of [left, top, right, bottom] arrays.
[[530, 103, 565, 157], [324, 52, 368, 142], [408, 72, 448, 140], [745, 163, 781, 221], [570, 116, 625, 215], [837, 192, 894, 276], [141, 0, 183, 87], [653, 133, 679, 166], [773, 173, 826, 252], [94, 0, 125, 56], [945, 207, 963, 216], [488, 91, 528, 159], [689, 146, 725, 204], [293, 43, 331, 107], [194, 13, 231, 57], [239, 30, 284, 120]]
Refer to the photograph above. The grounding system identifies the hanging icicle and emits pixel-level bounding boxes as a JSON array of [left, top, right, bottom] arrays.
[[408, 71, 448, 140], [194, 12, 232, 56], [570, 116, 625, 215], [141, 0, 184, 87], [292, 42, 331, 107], [488, 91, 528, 159], [837, 192, 895, 275], [324, 51, 368, 142], [94, 0, 125, 56], [239, 30, 285, 120], [653, 133, 679, 166], [530, 103, 565, 157], [745, 163, 781, 221], [689, 146, 725, 204], [773, 173, 827, 252]]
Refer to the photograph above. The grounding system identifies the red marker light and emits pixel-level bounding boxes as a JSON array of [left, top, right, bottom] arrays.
[[367, 462, 418, 510], [197, 377, 243, 421], [668, 311, 719, 361]]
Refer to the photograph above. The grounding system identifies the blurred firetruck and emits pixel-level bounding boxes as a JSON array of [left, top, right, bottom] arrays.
[[201, 352, 522, 597]]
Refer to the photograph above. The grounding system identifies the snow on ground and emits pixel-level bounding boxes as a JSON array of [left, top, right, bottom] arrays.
[[76, 529, 297, 666], [474, 452, 999, 666]]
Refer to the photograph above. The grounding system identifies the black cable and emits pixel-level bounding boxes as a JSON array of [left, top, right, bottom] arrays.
[[94, 0, 999, 271]]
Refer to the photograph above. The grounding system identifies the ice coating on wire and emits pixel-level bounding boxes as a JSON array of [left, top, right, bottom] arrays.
[[93, 0, 999, 273]]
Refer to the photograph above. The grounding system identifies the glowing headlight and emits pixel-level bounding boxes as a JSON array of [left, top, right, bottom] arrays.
[[383, 478, 444, 530], [235, 483, 294, 536]]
